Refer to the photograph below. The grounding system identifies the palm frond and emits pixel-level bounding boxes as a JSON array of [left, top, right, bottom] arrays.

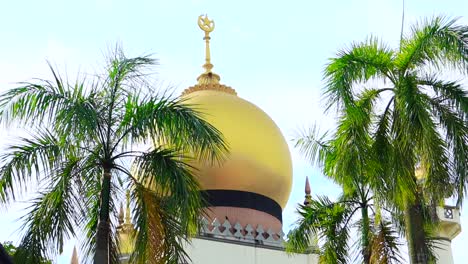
[[369, 219, 403, 264], [285, 204, 322, 254], [396, 16, 468, 73], [397, 86, 453, 201], [0, 66, 100, 141], [325, 101, 374, 190], [13, 157, 82, 264], [104, 48, 156, 95], [418, 74, 468, 119], [324, 37, 394, 110], [286, 196, 352, 264], [101, 48, 156, 129], [319, 203, 350, 264], [0, 129, 63, 204], [130, 184, 190, 264], [369, 98, 394, 195], [118, 95, 228, 164], [293, 124, 330, 167], [426, 96, 468, 204], [132, 147, 203, 230]]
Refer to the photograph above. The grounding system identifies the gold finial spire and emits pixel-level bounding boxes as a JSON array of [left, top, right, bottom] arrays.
[[196, 14, 221, 85], [182, 15, 236, 95], [198, 14, 215, 72]]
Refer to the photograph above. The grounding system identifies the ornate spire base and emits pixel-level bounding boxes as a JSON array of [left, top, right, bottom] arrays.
[[182, 83, 237, 96]]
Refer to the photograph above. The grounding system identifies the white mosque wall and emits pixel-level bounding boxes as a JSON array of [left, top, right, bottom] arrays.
[[184, 237, 318, 264]]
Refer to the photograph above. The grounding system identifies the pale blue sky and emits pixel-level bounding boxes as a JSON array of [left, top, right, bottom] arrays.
[[0, 0, 467, 263]]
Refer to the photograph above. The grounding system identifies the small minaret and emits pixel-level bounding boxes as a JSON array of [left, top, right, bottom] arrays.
[[125, 190, 132, 227], [304, 176, 312, 206], [433, 205, 461, 263], [303, 176, 318, 250], [70, 246, 79, 264], [117, 190, 135, 263]]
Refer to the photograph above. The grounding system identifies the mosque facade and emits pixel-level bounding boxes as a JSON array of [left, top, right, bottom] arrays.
[[74, 15, 460, 264]]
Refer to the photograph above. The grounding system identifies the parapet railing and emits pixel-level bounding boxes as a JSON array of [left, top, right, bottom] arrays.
[[198, 217, 285, 247]]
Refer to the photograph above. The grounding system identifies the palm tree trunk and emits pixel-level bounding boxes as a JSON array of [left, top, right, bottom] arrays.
[[94, 169, 112, 264], [361, 205, 371, 264], [404, 194, 429, 264]]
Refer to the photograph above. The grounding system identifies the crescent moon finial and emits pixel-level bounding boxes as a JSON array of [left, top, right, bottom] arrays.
[[197, 14, 216, 77], [198, 14, 215, 34]]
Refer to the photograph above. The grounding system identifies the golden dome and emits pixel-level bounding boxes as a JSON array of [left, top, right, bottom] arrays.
[[182, 89, 293, 208]]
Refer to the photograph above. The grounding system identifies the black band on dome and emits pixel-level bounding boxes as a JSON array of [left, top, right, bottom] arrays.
[[201, 190, 282, 222]]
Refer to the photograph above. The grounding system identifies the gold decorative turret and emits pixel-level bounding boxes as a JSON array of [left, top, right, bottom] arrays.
[[182, 15, 236, 95], [125, 190, 132, 226], [117, 190, 135, 258]]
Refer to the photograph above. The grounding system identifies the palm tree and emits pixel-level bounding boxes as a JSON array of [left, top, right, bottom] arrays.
[[322, 16, 468, 263], [287, 101, 403, 264], [0, 48, 227, 264]]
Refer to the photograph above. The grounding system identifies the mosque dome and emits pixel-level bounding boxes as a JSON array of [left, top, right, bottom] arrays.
[[182, 90, 292, 209], [181, 15, 292, 232]]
